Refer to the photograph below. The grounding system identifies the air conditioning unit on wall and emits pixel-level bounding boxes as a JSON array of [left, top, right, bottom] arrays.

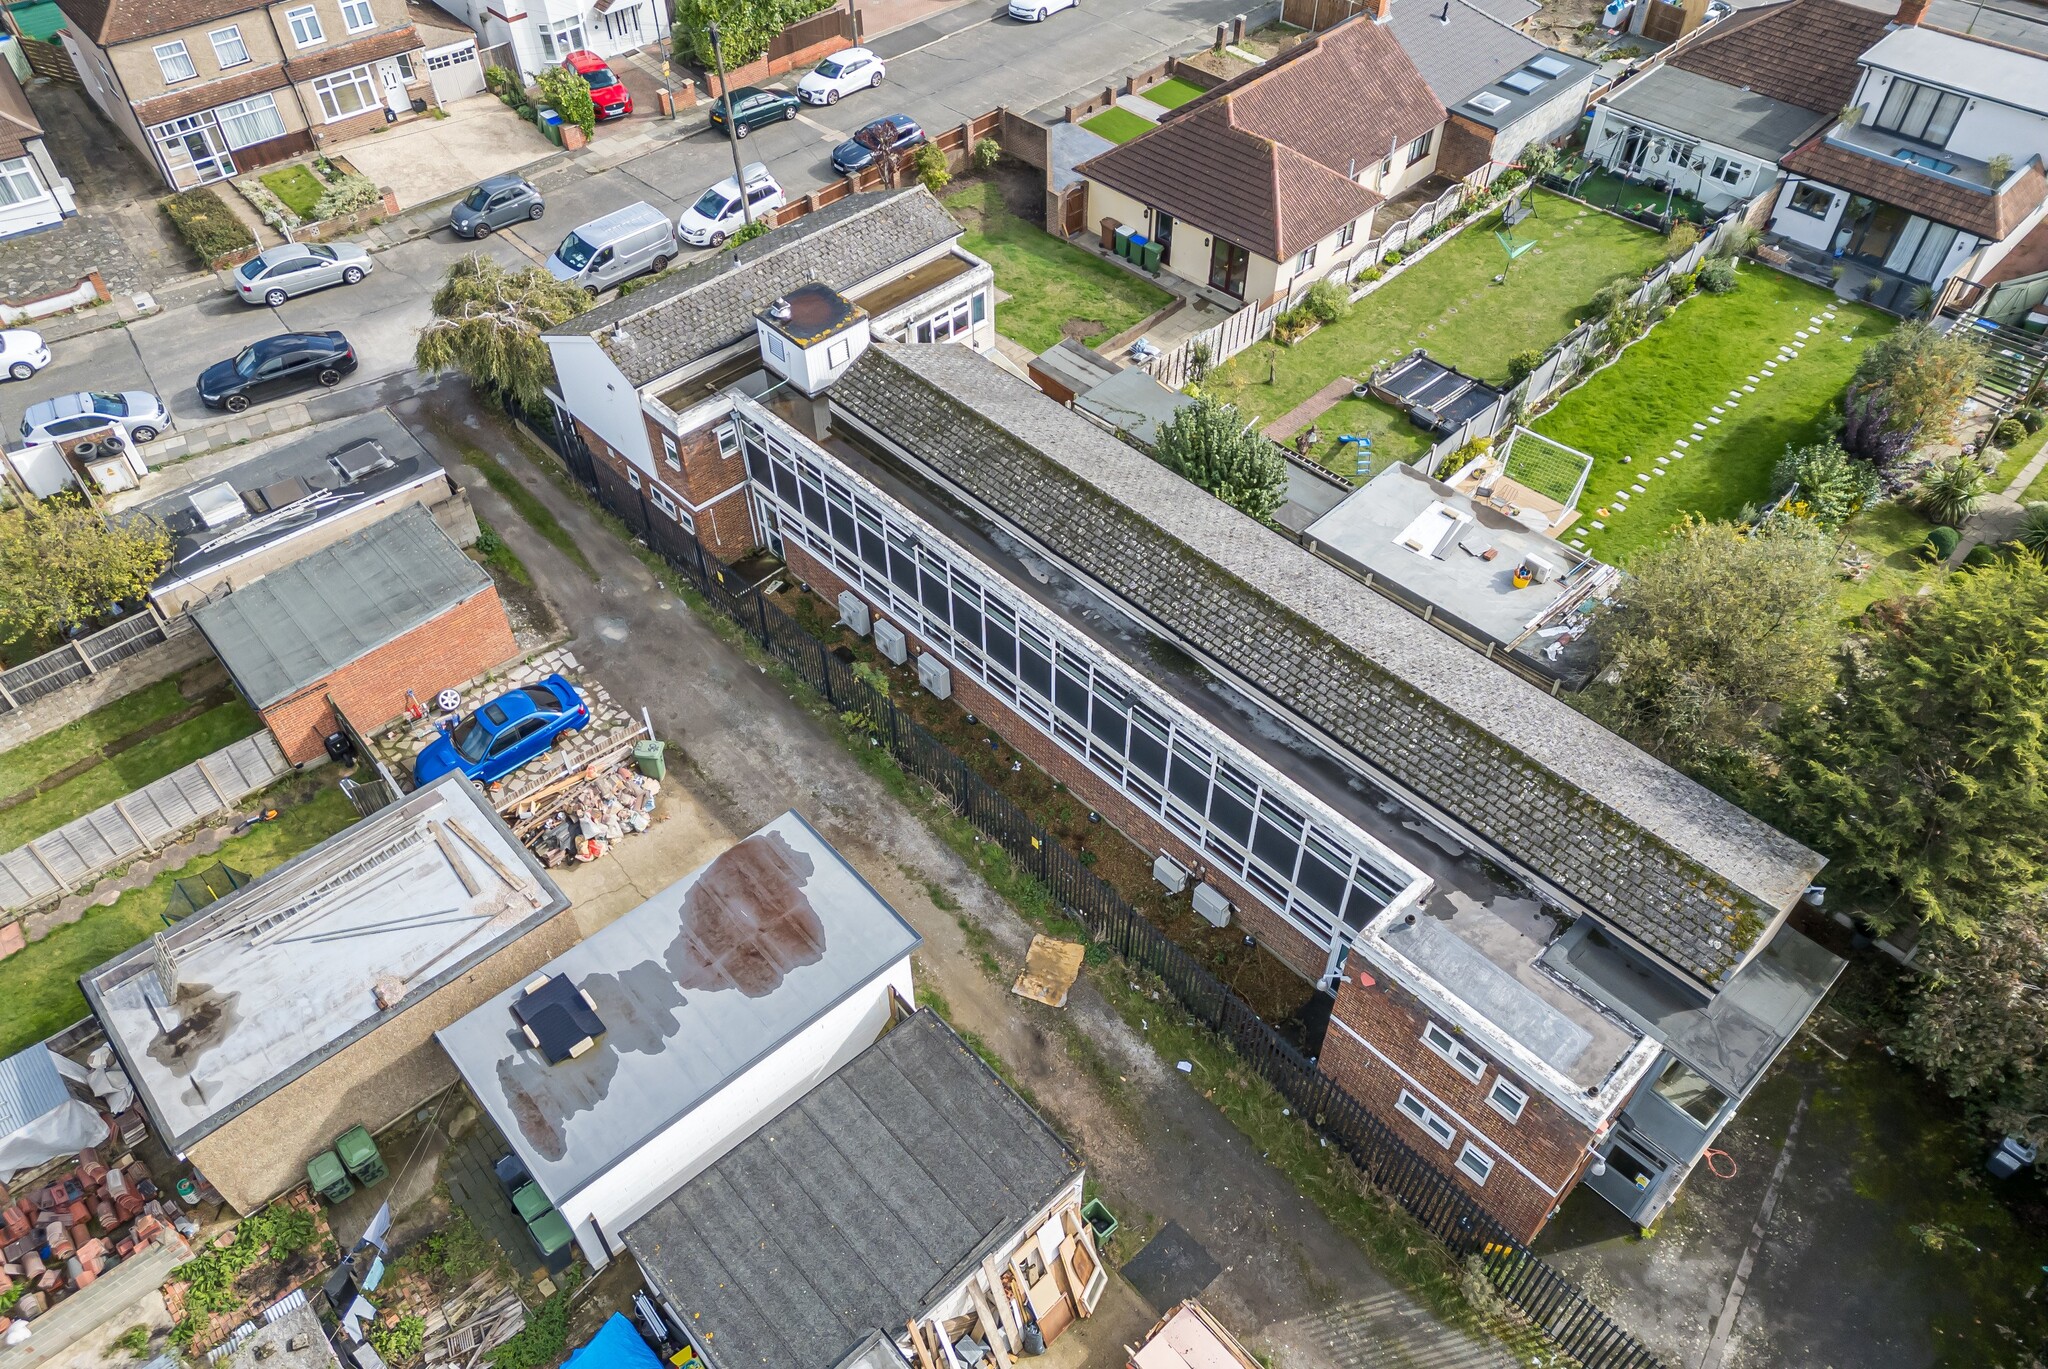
[[1152, 856, 1189, 894], [915, 653, 952, 700], [1192, 883, 1232, 928], [837, 591, 871, 637], [873, 619, 907, 665]]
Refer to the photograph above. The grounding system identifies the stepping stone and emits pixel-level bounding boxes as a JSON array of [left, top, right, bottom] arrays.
[[1747, 376, 1761, 383], [1630, 483, 1647, 493], [1728, 391, 1742, 399], [1591, 520, 1605, 529], [1708, 416, 1722, 424], [1615, 490, 1630, 501], [1726, 398, 1738, 406], [1810, 317, 1824, 326], [1692, 422, 1707, 431], [1650, 468, 1665, 477], [1712, 405, 1724, 413], [1742, 384, 1756, 393], [1675, 438, 1689, 447], [1656, 456, 1670, 465], [1795, 330, 1809, 338], [1569, 538, 1585, 548]]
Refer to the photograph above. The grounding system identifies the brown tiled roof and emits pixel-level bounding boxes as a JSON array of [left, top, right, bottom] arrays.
[[1781, 136, 2048, 238], [133, 62, 288, 124], [55, 0, 259, 46], [286, 25, 421, 80], [1078, 15, 1439, 261], [0, 64, 45, 161], [1665, 0, 1892, 114]]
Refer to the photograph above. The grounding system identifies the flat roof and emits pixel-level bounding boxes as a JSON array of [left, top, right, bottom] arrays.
[[83, 776, 568, 1153], [191, 504, 491, 709], [437, 811, 922, 1205], [625, 1010, 1078, 1369], [1029, 338, 1123, 397], [1604, 66, 1829, 162]]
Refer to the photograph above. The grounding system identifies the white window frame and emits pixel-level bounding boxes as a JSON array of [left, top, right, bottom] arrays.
[[1486, 1078, 1527, 1124], [1708, 156, 1742, 187], [1396, 1090, 1455, 1149], [209, 25, 249, 67], [1406, 129, 1432, 165], [286, 5, 325, 46], [214, 92, 287, 149], [0, 157, 45, 207], [627, 466, 642, 490], [662, 433, 681, 469], [154, 39, 197, 83], [340, 0, 376, 31], [538, 17, 584, 60], [1421, 1022, 1486, 1083], [1337, 220, 1356, 250], [1455, 1143, 1494, 1185], [312, 64, 379, 120], [715, 423, 739, 459], [1294, 243, 1317, 273], [651, 487, 679, 518]]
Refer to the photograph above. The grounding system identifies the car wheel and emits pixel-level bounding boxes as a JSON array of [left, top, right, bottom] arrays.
[[652, 254, 670, 271], [474, 221, 493, 237], [1035, 7, 1046, 16], [870, 73, 882, 88], [342, 266, 365, 285], [709, 230, 727, 247], [265, 287, 288, 307], [735, 121, 749, 138], [225, 394, 250, 413], [826, 90, 839, 105], [783, 105, 797, 120], [7, 362, 31, 380], [318, 368, 341, 387], [529, 203, 545, 220], [584, 284, 600, 297], [129, 425, 159, 443]]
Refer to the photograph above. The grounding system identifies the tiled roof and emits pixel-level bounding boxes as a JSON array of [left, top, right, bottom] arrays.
[[0, 65, 45, 162], [1782, 136, 2047, 237], [132, 63, 288, 124], [1665, 0, 1892, 114], [558, 188, 963, 389], [830, 344, 1825, 987], [285, 25, 422, 80], [54, 0, 253, 45]]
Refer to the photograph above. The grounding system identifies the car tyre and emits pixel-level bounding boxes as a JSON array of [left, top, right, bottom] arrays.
[[870, 73, 882, 88], [473, 221, 493, 237], [7, 362, 31, 380], [583, 284, 600, 297], [709, 231, 727, 247], [265, 287, 288, 307], [735, 121, 749, 138], [783, 105, 797, 120], [1035, 7, 1046, 16], [225, 394, 250, 413], [826, 90, 839, 105], [652, 254, 670, 271], [318, 368, 341, 387], [342, 266, 365, 285], [529, 203, 545, 220], [130, 425, 159, 443]]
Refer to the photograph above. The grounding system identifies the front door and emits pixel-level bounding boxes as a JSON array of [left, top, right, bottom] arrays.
[[1208, 236, 1249, 299], [1152, 209, 1174, 254], [170, 119, 235, 183], [379, 59, 409, 115]]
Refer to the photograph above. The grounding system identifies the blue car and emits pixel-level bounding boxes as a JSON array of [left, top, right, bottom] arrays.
[[414, 675, 590, 786]]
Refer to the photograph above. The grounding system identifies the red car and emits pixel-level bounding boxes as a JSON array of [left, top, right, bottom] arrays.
[[563, 50, 631, 121]]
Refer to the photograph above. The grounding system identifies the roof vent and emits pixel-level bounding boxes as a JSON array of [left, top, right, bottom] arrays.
[[1437, 2, 1450, 21], [512, 972, 605, 1063], [767, 296, 794, 322], [329, 440, 393, 482], [1528, 54, 1570, 77], [189, 481, 244, 529]]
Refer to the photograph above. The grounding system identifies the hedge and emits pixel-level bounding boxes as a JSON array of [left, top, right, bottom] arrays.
[[162, 188, 255, 264]]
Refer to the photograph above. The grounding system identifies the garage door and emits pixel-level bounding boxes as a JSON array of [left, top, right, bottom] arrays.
[[425, 40, 485, 102]]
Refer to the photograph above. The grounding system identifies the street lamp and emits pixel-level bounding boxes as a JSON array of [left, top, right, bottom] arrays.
[[706, 21, 753, 227]]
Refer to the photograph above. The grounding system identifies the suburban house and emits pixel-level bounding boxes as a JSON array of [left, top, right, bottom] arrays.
[[190, 505, 516, 763], [0, 63, 76, 239], [426, 0, 662, 83], [438, 810, 923, 1267], [1765, 0, 2048, 310], [55, 0, 441, 189], [542, 187, 991, 559], [1585, 0, 1891, 219], [1384, 0, 1598, 181], [1077, 9, 1447, 304], [80, 774, 573, 1210]]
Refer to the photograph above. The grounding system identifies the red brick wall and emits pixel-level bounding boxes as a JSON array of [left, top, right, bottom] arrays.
[[1320, 969, 1597, 1241], [575, 418, 759, 561], [647, 415, 753, 508], [258, 588, 517, 763], [781, 539, 1330, 984]]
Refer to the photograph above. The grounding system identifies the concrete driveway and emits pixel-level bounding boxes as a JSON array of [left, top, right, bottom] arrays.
[[342, 95, 558, 210]]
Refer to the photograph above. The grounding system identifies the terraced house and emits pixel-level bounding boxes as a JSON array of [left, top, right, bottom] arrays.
[[55, 0, 439, 189]]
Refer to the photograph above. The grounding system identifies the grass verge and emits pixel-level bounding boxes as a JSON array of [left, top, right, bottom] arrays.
[[0, 677, 193, 798], [1143, 77, 1205, 109], [258, 166, 325, 220], [471, 516, 533, 585], [450, 438, 596, 577], [1081, 108, 1156, 144], [1991, 423, 2048, 495], [1296, 394, 1433, 481]]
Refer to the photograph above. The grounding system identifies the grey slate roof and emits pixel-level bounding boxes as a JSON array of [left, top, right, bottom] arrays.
[[1388, 0, 1597, 128], [559, 189, 963, 388], [625, 1010, 1078, 1369], [830, 345, 1824, 987], [192, 504, 489, 708], [1604, 65, 1829, 162]]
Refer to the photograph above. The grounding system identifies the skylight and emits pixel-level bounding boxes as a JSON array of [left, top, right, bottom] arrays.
[[1528, 54, 1570, 77], [1467, 92, 1512, 114], [1500, 70, 1545, 93]]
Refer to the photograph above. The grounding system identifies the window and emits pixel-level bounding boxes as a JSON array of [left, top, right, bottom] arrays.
[[651, 488, 679, 518], [313, 65, 378, 119], [1455, 1143, 1494, 1185], [1650, 1058, 1727, 1125], [662, 433, 680, 469], [539, 18, 584, 60], [154, 40, 196, 82], [1486, 1078, 1527, 1123], [1421, 1023, 1486, 1083], [1337, 220, 1356, 249], [627, 467, 641, 490], [394, 51, 413, 79], [1871, 77, 1966, 146], [1885, 215, 1958, 281], [1396, 1091, 1455, 1148], [286, 5, 324, 45], [209, 25, 249, 66], [1294, 243, 1317, 273], [214, 93, 285, 147], [1708, 156, 1742, 187], [0, 158, 44, 207], [1378, 155, 1392, 179], [715, 423, 739, 459], [340, 0, 375, 30], [1406, 129, 1433, 165], [1787, 182, 1835, 219]]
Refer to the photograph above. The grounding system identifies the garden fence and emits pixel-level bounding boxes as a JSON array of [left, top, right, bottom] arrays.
[[515, 403, 1669, 1369], [1147, 299, 1281, 391], [0, 609, 190, 716]]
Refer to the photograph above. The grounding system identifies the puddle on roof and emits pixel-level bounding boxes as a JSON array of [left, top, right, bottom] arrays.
[[146, 981, 239, 1079]]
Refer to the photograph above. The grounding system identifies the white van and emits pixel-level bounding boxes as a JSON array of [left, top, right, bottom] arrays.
[[546, 201, 677, 295]]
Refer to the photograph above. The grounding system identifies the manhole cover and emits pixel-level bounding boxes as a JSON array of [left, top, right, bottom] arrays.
[[1122, 1221, 1222, 1311]]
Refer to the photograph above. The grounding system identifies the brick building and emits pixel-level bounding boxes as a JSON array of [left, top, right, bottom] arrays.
[[192, 503, 515, 763]]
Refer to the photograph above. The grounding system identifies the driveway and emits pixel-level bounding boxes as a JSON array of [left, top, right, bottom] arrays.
[[341, 95, 558, 210]]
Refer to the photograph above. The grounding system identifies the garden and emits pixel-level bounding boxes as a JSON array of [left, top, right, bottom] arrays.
[[236, 155, 385, 238], [1079, 75, 1205, 144]]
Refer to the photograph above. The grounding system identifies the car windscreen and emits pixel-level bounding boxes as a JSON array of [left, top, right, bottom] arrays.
[[691, 188, 734, 219], [579, 65, 618, 87], [451, 716, 493, 762], [234, 347, 262, 377], [89, 392, 128, 416], [309, 244, 337, 260], [855, 124, 889, 149], [556, 232, 597, 269], [814, 59, 845, 77], [463, 186, 492, 210]]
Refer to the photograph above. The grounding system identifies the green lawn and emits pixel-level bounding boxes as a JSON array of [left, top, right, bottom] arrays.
[[1207, 190, 1667, 430], [0, 678, 194, 799], [0, 701, 261, 851], [1836, 501, 1942, 621], [1990, 422, 2048, 494], [1533, 267, 1894, 566], [2024, 459, 2048, 504], [1081, 107, 1156, 144], [1297, 395, 1433, 481], [1143, 77, 1206, 110], [945, 180, 1172, 352], [0, 785, 358, 1057], [258, 165, 326, 219]]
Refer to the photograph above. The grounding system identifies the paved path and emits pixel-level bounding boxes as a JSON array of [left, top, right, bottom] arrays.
[[1266, 376, 1356, 442]]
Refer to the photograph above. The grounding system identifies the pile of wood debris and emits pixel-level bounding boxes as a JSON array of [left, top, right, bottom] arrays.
[[512, 760, 661, 866]]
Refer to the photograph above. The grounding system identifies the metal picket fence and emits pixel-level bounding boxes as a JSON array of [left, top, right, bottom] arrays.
[[517, 404, 1666, 1369]]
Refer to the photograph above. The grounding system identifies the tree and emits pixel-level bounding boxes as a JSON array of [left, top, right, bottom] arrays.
[[415, 255, 590, 412], [672, 0, 832, 69], [1769, 554, 2048, 938], [1578, 517, 1838, 769], [1772, 437, 1879, 528], [1151, 394, 1286, 521], [0, 496, 171, 641], [1842, 321, 1986, 464], [1895, 904, 2048, 1154]]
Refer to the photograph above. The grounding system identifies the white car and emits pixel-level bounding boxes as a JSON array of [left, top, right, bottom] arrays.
[[677, 163, 785, 247], [1009, 0, 1077, 20], [0, 329, 49, 381], [797, 47, 883, 105], [20, 390, 170, 446]]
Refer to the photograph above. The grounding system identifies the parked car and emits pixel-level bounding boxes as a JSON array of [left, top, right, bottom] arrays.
[[546, 201, 676, 294], [831, 114, 925, 175], [797, 47, 883, 105], [450, 175, 544, 237], [707, 85, 798, 138], [678, 163, 784, 247], [563, 49, 632, 121], [0, 329, 50, 381], [233, 242, 373, 307], [198, 331, 356, 413], [20, 390, 169, 445], [413, 674, 591, 786], [1009, 0, 1077, 19]]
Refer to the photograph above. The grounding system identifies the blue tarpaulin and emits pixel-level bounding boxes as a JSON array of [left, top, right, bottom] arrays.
[[566, 1315, 663, 1369]]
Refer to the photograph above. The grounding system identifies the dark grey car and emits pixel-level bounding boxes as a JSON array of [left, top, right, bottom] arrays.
[[451, 175, 545, 238]]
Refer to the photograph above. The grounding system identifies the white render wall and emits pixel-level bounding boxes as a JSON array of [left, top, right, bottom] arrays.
[[547, 334, 655, 470]]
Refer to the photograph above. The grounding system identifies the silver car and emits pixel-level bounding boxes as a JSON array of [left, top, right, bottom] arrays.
[[233, 242, 373, 307], [451, 175, 544, 239], [20, 390, 170, 445]]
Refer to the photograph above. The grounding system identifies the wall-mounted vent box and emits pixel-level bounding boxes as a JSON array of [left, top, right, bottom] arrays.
[[837, 591, 871, 637], [874, 619, 907, 665], [1192, 883, 1232, 928], [916, 653, 952, 700], [1152, 856, 1189, 894]]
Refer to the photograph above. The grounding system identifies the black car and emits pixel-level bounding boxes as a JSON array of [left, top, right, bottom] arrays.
[[830, 113, 924, 175], [199, 332, 356, 413], [707, 85, 798, 138]]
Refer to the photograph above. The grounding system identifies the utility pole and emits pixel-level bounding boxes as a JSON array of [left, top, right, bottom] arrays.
[[707, 22, 753, 226]]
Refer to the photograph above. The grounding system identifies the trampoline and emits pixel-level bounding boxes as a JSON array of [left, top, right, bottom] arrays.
[[1363, 351, 1506, 436]]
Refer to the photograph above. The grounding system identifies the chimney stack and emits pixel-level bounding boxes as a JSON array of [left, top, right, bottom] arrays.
[[1894, 0, 1928, 24], [1373, 0, 1393, 20]]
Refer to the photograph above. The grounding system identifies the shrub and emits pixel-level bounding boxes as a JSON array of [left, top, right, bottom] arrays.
[[1962, 541, 2004, 569], [1589, 276, 1637, 319], [1918, 454, 1989, 527], [1382, 249, 1404, 267], [1772, 438, 1880, 528], [1924, 525, 1960, 560], [971, 136, 1001, 171], [1358, 265, 1384, 283], [1505, 348, 1545, 385], [311, 170, 380, 221], [1300, 278, 1350, 325], [1696, 257, 1738, 293], [113, 1326, 151, 1358], [911, 143, 949, 194], [1664, 220, 1700, 260], [1668, 270, 1697, 298], [726, 219, 769, 248], [515, 103, 534, 122], [369, 1314, 426, 1365], [535, 64, 596, 137], [1990, 416, 2028, 448], [2014, 406, 2044, 434], [1713, 221, 1760, 259], [161, 187, 255, 264], [1271, 306, 1316, 344], [483, 65, 519, 102], [2016, 501, 2048, 554]]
